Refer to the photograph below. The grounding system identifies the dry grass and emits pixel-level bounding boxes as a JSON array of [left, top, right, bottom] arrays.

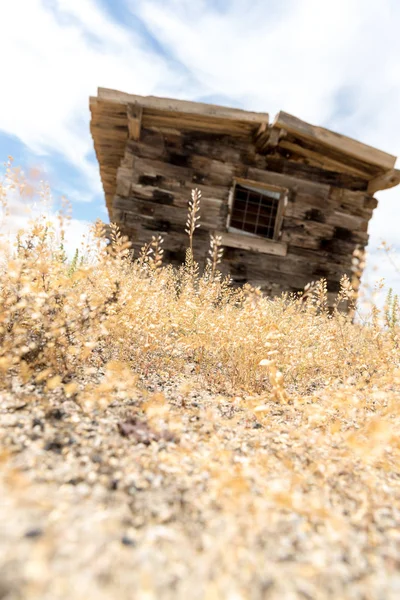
[[1, 161, 400, 599]]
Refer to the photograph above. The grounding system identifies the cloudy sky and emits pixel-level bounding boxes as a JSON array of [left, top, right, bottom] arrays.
[[1, 0, 400, 291]]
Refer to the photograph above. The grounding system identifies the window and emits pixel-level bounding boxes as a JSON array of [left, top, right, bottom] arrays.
[[228, 180, 287, 241]]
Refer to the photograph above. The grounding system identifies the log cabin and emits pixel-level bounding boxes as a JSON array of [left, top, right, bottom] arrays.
[[90, 87, 400, 303]]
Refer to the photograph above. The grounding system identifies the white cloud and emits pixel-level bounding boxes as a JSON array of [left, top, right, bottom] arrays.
[[0, 0, 188, 199], [134, 0, 400, 130]]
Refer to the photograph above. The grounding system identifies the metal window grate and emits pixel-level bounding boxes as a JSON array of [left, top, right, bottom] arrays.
[[230, 184, 281, 239]]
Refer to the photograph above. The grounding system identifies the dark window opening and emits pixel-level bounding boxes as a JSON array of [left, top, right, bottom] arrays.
[[229, 183, 282, 240], [334, 226, 353, 241], [304, 208, 326, 223], [139, 175, 164, 186]]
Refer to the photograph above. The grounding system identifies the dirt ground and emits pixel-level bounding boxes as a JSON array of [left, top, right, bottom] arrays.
[[1, 373, 400, 600]]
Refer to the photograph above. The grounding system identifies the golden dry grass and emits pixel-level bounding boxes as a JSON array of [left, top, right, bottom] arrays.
[[1, 161, 400, 599]]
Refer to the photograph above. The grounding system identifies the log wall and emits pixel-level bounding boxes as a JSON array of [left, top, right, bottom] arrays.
[[112, 126, 377, 299]]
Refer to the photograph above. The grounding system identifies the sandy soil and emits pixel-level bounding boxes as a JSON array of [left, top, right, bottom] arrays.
[[1, 373, 400, 600]]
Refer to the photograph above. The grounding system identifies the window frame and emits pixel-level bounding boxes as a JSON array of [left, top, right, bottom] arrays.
[[227, 178, 288, 242]]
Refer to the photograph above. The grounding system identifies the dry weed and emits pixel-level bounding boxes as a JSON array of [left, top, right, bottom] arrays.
[[2, 161, 400, 599], [0, 163, 399, 404]]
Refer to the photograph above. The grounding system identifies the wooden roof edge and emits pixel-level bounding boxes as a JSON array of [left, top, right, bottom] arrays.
[[367, 168, 400, 194], [96, 87, 269, 125], [90, 89, 399, 194], [273, 111, 397, 172]]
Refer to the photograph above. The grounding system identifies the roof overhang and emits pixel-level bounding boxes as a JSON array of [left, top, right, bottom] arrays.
[[90, 87, 400, 219]]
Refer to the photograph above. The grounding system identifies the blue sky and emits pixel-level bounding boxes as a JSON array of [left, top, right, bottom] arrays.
[[1, 0, 400, 293]]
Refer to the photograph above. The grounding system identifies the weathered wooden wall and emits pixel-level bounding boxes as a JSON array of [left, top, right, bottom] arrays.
[[112, 126, 377, 300]]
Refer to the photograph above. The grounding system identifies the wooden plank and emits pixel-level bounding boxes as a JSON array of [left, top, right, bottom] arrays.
[[254, 123, 272, 150], [278, 133, 381, 177], [127, 103, 143, 141], [126, 140, 166, 161], [222, 245, 351, 280], [218, 230, 287, 257], [126, 183, 225, 209], [326, 211, 369, 232], [367, 168, 400, 194], [364, 196, 378, 210], [255, 127, 284, 152], [132, 156, 193, 182], [182, 135, 248, 163], [98, 87, 269, 125], [262, 156, 369, 190], [278, 140, 372, 178], [141, 113, 253, 137], [189, 155, 237, 187], [235, 176, 289, 196], [283, 217, 335, 239], [255, 122, 268, 139], [273, 111, 396, 171], [90, 124, 127, 142], [247, 166, 330, 199], [329, 189, 374, 218], [113, 196, 223, 230]]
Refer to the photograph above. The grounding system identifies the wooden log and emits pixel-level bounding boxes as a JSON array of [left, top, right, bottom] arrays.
[[367, 168, 400, 194], [189, 155, 236, 186], [351, 231, 369, 245], [90, 124, 127, 143], [141, 112, 254, 137], [247, 166, 330, 199], [113, 197, 224, 231], [255, 122, 268, 139], [91, 112, 128, 128], [254, 126, 283, 152], [217, 230, 287, 256], [222, 248, 351, 284], [120, 159, 234, 223], [273, 111, 396, 171], [97, 88, 270, 125], [364, 196, 378, 210], [132, 156, 193, 182], [234, 176, 289, 196], [325, 211, 369, 232], [282, 232, 321, 250], [125, 183, 225, 209], [119, 225, 211, 264], [115, 172, 132, 198], [327, 190, 374, 222], [127, 103, 143, 140], [281, 219, 352, 252], [183, 137, 244, 164], [319, 237, 365, 257], [263, 157, 369, 190], [278, 139, 372, 178]]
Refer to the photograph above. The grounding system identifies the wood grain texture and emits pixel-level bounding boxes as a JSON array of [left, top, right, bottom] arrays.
[[127, 103, 143, 141], [273, 111, 396, 171], [367, 169, 400, 194], [98, 87, 270, 124], [218, 230, 287, 256]]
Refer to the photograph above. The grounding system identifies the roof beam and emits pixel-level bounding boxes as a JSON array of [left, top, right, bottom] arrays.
[[127, 103, 143, 141], [273, 111, 396, 171], [278, 140, 372, 178], [98, 87, 269, 125], [367, 168, 400, 194]]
